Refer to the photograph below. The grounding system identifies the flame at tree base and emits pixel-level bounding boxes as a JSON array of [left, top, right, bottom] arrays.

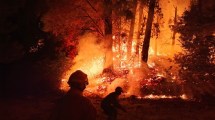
[[59, 33, 186, 99], [58, 0, 193, 99]]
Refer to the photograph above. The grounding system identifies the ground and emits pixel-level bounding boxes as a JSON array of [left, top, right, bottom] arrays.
[[1, 94, 215, 120]]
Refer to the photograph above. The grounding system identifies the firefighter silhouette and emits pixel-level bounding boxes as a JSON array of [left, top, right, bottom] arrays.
[[101, 87, 126, 120], [50, 70, 97, 120]]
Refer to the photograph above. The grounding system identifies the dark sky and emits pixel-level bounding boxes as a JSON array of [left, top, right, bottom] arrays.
[[0, 0, 36, 63], [0, 0, 25, 33]]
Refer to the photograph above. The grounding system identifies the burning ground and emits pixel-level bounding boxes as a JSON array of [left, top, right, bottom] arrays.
[[58, 33, 184, 99]]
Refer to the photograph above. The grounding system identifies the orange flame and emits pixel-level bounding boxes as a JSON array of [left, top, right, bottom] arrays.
[[60, 0, 190, 98]]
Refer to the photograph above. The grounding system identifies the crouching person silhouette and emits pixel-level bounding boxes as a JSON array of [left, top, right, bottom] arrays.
[[101, 87, 126, 120], [50, 70, 97, 120]]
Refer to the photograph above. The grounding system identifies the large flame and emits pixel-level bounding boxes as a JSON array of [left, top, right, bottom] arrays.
[[60, 34, 106, 91], [60, 0, 191, 98]]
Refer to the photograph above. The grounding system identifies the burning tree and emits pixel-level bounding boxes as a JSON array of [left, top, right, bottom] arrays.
[[0, 0, 191, 97], [175, 0, 215, 99], [42, 0, 104, 56], [41, 0, 183, 97], [141, 0, 156, 62]]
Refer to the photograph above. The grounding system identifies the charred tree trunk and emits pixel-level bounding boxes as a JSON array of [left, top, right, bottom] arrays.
[[103, 0, 113, 68], [154, 16, 160, 56], [136, 1, 144, 62], [172, 7, 177, 46], [141, 0, 156, 62], [128, 0, 137, 58], [104, 0, 112, 36]]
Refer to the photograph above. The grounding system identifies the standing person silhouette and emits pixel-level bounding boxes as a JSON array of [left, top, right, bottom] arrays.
[[101, 87, 126, 120], [50, 70, 97, 120]]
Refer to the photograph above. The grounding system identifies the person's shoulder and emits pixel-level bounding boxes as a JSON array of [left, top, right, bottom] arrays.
[[109, 92, 118, 96], [107, 92, 116, 96]]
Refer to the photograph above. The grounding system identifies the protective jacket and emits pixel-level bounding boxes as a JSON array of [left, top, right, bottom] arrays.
[[51, 90, 97, 120]]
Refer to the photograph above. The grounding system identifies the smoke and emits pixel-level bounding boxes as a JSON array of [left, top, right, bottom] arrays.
[[60, 0, 192, 97], [126, 64, 149, 96], [71, 33, 105, 78], [149, 0, 191, 57], [61, 33, 106, 90]]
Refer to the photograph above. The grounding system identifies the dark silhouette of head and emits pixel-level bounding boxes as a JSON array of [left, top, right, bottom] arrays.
[[115, 87, 123, 95], [67, 70, 88, 91]]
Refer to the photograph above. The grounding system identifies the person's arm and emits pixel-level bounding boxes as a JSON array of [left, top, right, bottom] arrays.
[[118, 104, 127, 112], [113, 98, 127, 112]]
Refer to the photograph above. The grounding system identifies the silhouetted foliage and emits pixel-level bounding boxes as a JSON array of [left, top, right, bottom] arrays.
[[0, 0, 73, 97], [175, 1, 215, 98]]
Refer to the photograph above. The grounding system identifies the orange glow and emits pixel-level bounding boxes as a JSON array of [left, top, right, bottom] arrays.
[[144, 94, 177, 99], [136, 94, 188, 100], [60, 0, 190, 98]]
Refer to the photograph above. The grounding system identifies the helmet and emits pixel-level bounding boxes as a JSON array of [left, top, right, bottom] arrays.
[[67, 70, 88, 86], [115, 87, 123, 93]]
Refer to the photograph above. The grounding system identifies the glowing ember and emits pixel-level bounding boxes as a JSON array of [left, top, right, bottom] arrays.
[[60, 0, 190, 98], [180, 94, 189, 100], [143, 94, 177, 99], [135, 94, 188, 100]]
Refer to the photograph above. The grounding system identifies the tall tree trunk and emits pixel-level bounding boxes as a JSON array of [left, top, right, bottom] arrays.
[[104, 0, 112, 35], [128, 0, 137, 59], [172, 7, 177, 46], [103, 0, 113, 68], [113, 14, 122, 70], [141, 0, 156, 62], [136, 1, 144, 64], [154, 16, 160, 56]]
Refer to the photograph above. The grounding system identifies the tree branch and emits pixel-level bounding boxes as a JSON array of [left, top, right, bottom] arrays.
[[85, 0, 98, 12], [79, 7, 104, 36]]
